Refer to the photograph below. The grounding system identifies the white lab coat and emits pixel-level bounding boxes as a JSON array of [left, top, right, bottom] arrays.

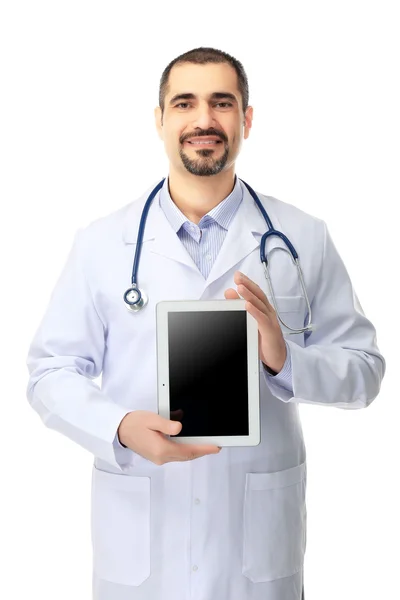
[[26, 181, 385, 600]]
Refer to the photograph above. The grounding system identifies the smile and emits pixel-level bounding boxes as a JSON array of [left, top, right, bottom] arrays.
[[186, 140, 222, 146]]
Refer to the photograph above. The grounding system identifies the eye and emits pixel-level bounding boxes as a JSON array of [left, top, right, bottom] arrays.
[[174, 102, 233, 109]]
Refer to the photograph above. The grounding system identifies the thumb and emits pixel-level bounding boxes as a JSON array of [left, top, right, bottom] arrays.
[[224, 288, 241, 300], [169, 420, 182, 434], [150, 414, 182, 435]]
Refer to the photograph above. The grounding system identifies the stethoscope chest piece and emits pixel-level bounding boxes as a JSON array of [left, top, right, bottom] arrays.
[[123, 285, 148, 312]]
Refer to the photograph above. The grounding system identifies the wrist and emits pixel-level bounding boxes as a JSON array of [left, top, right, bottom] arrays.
[[117, 414, 130, 448], [263, 362, 278, 376]]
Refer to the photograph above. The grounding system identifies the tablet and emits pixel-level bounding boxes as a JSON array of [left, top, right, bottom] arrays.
[[156, 299, 260, 447]]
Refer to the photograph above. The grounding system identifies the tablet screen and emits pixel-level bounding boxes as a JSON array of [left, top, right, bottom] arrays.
[[168, 310, 250, 437]]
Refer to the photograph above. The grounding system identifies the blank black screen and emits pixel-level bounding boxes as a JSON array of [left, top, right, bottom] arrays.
[[168, 310, 249, 437]]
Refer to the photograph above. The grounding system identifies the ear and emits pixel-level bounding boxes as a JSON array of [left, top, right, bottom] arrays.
[[154, 106, 164, 141], [243, 106, 253, 140]]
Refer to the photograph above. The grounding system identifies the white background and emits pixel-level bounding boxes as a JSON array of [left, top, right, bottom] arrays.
[[1, 1, 398, 598]]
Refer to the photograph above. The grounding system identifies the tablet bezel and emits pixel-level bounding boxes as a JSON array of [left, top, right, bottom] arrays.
[[156, 299, 260, 447]]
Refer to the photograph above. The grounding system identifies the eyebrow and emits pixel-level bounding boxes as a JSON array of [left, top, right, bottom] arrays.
[[168, 92, 237, 106]]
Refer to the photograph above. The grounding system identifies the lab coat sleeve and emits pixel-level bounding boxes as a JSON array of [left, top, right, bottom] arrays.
[[261, 341, 293, 392], [114, 431, 128, 449], [266, 220, 386, 408], [25, 228, 137, 472]]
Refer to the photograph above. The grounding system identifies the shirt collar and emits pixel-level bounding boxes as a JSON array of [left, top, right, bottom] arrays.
[[159, 174, 243, 233]]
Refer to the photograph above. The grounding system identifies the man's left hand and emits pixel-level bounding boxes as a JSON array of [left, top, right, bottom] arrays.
[[224, 270, 287, 374]]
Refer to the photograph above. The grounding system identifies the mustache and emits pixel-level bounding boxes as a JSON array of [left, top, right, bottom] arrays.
[[180, 130, 228, 144]]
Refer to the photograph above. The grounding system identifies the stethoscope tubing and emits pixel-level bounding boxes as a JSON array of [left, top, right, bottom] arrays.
[[125, 177, 313, 334]]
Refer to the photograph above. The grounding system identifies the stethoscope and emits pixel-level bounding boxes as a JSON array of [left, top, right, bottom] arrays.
[[123, 178, 313, 335]]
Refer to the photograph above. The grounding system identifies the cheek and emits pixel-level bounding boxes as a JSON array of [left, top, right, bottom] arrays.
[[164, 133, 181, 154], [228, 133, 241, 153]]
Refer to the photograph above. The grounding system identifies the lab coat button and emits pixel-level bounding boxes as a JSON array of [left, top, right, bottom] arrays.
[[192, 565, 198, 571], [194, 498, 200, 504]]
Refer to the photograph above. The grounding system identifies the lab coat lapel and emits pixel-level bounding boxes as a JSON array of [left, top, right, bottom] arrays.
[[122, 180, 289, 296], [201, 184, 266, 290], [122, 184, 197, 273]]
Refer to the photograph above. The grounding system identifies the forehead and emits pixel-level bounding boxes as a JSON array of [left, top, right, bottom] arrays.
[[166, 62, 240, 99]]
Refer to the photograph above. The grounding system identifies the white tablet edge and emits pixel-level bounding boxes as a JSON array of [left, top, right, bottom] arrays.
[[156, 299, 260, 447]]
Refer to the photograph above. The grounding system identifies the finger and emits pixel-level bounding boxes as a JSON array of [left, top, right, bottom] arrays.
[[234, 271, 274, 313], [185, 443, 220, 455], [168, 445, 220, 462], [237, 283, 271, 316], [245, 299, 271, 325], [224, 288, 241, 300]]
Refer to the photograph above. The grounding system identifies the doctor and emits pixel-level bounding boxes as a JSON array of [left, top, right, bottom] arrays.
[[26, 46, 385, 600]]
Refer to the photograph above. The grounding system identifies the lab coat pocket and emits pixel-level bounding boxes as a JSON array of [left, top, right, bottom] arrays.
[[273, 295, 307, 346], [91, 466, 151, 586], [242, 461, 306, 583]]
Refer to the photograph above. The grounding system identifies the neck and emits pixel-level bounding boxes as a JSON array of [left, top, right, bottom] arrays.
[[167, 166, 236, 225]]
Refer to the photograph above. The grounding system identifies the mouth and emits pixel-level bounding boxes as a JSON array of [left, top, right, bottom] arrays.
[[184, 136, 223, 147]]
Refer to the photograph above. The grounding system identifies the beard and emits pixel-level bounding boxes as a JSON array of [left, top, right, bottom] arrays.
[[179, 143, 230, 176]]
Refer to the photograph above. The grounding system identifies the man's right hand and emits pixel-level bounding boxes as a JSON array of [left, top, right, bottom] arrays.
[[117, 410, 221, 465]]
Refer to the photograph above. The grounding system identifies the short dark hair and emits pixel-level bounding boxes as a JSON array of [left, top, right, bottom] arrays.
[[159, 47, 249, 115]]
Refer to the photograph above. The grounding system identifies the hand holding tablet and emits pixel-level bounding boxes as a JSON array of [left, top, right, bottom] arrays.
[[117, 410, 221, 465], [225, 270, 288, 374]]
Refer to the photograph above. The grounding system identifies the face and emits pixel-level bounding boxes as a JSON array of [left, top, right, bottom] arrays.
[[155, 62, 253, 177]]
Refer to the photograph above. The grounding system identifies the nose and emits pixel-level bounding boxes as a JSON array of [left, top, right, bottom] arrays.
[[191, 102, 217, 130]]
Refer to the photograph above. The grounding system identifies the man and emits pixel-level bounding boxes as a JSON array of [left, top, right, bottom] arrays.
[[26, 47, 385, 600]]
